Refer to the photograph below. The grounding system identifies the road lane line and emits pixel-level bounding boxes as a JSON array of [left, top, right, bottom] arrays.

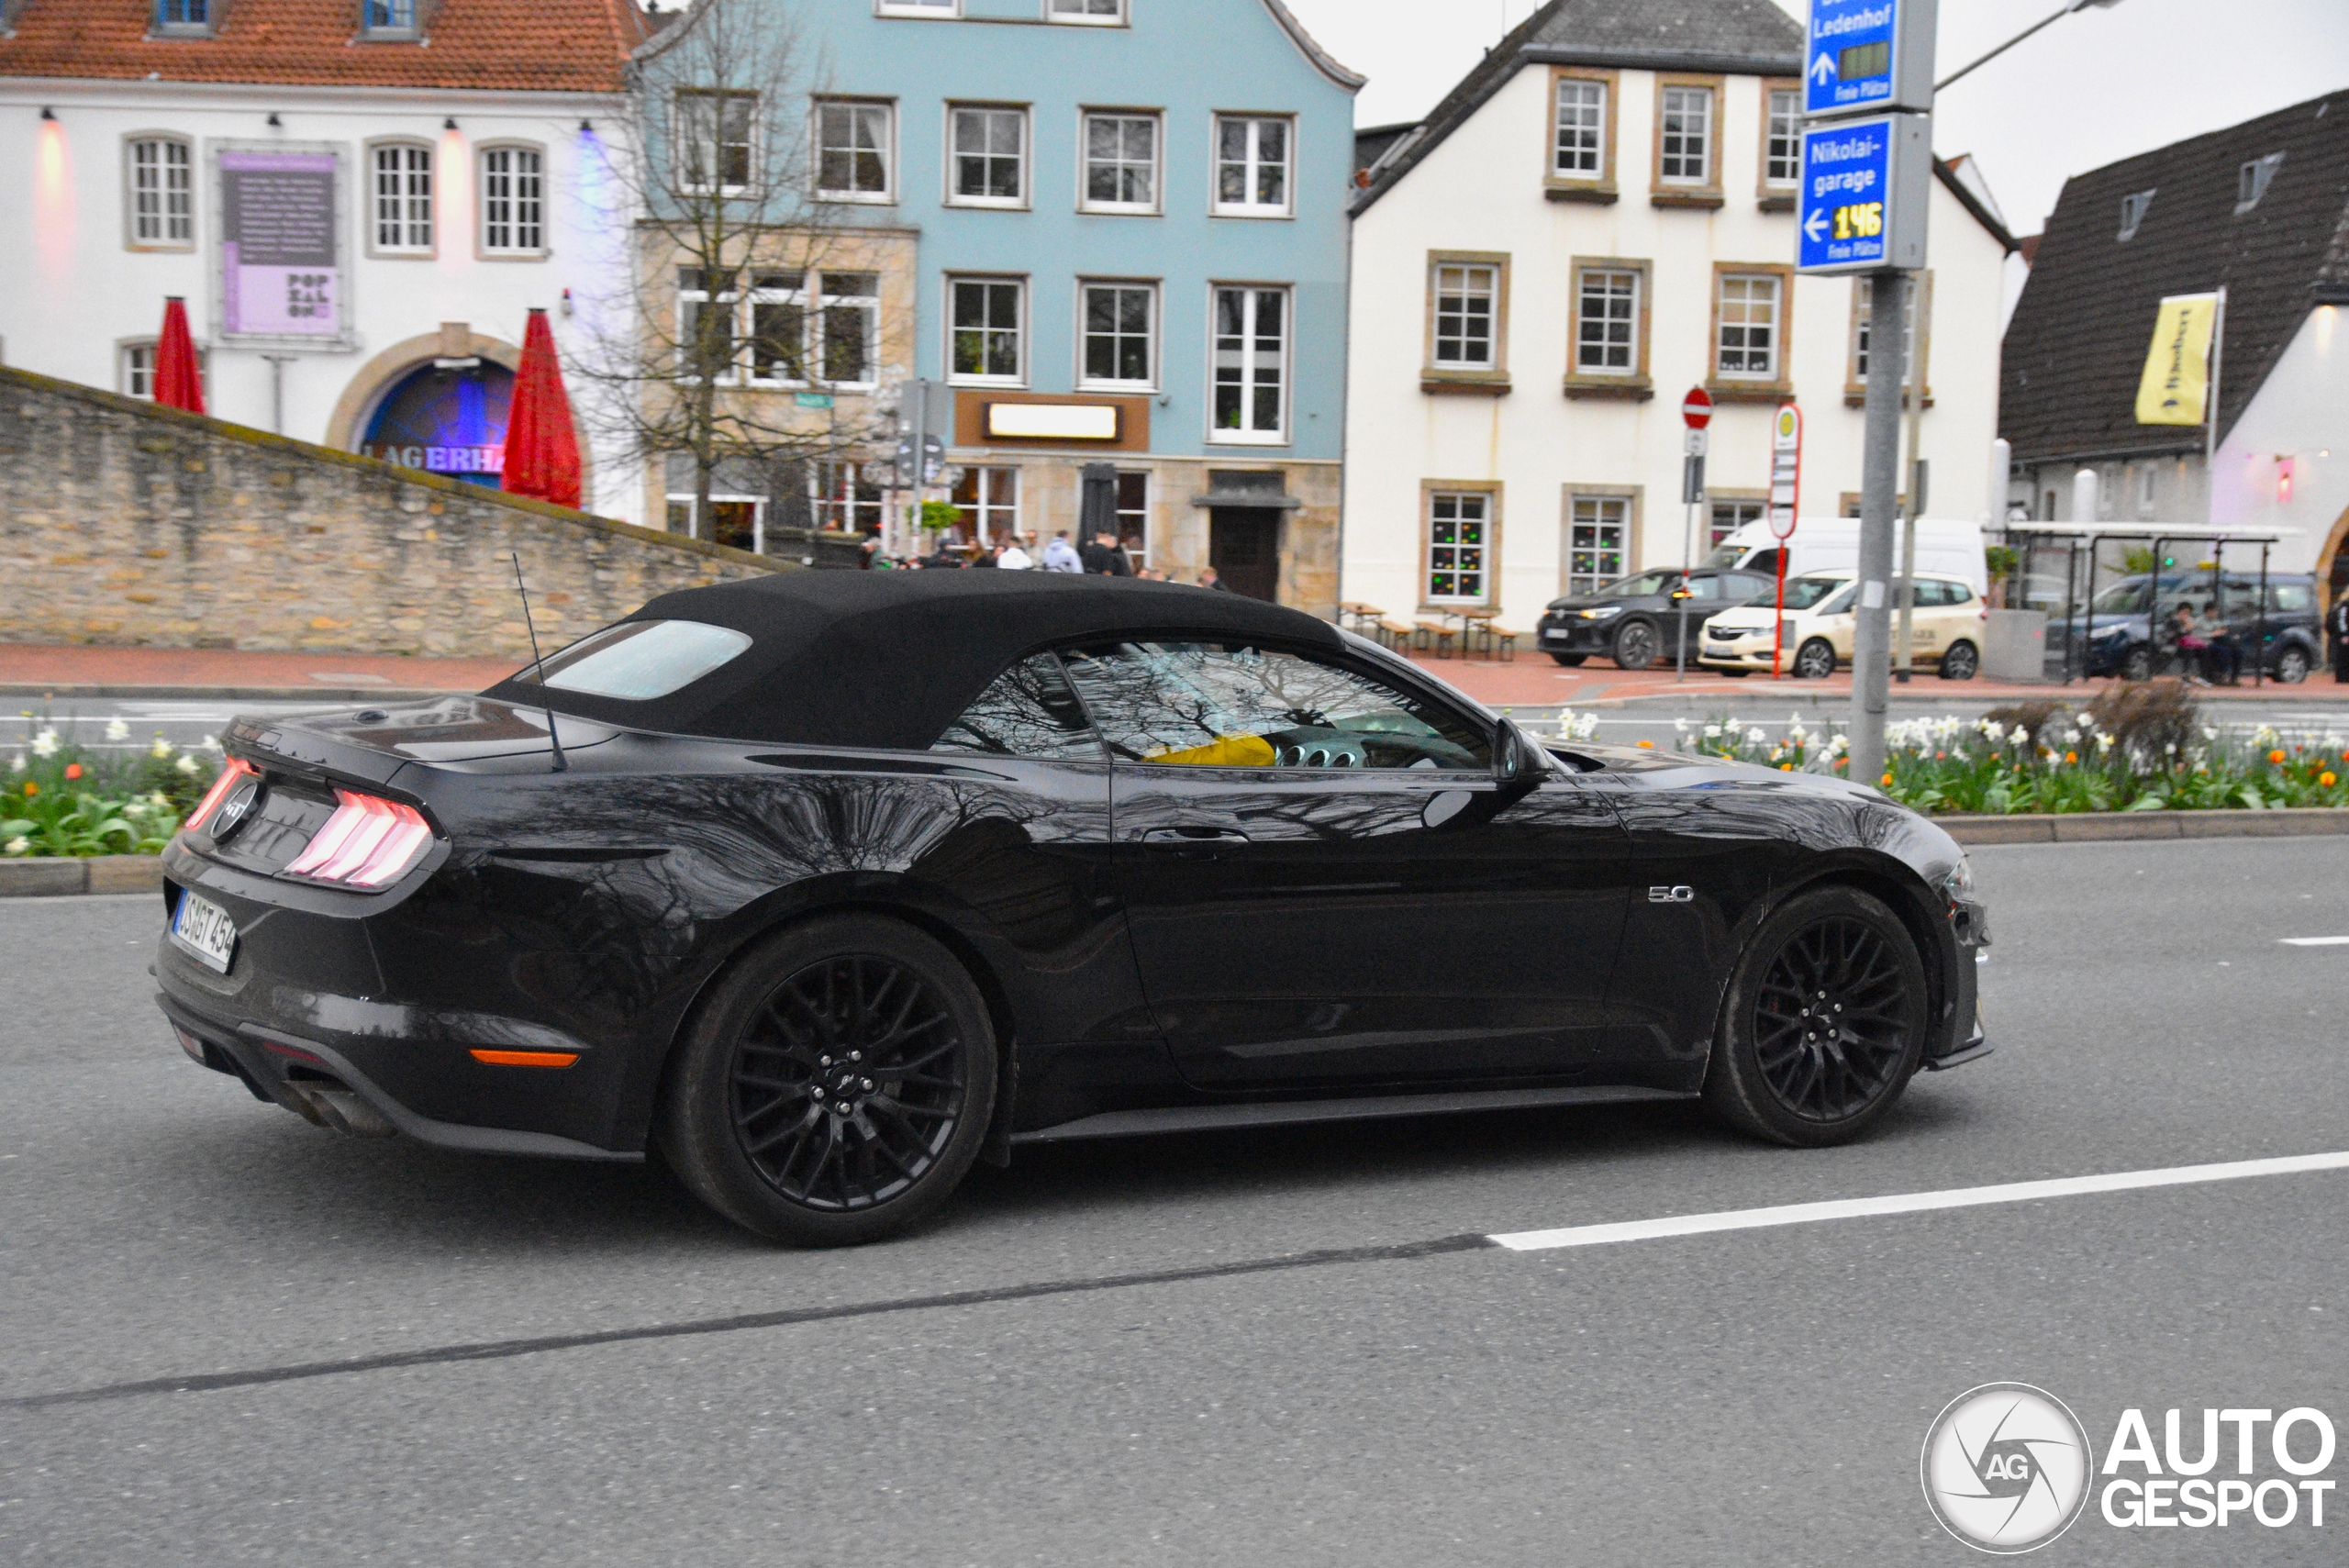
[[2280, 937, 2349, 947], [1490, 1150, 2349, 1252]]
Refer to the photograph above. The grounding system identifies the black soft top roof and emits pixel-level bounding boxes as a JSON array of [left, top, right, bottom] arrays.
[[484, 570, 1344, 751]]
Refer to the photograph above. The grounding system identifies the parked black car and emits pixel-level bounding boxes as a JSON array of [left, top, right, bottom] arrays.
[[2056, 572, 2325, 683], [1535, 568, 1778, 671], [156, 573, 1988, 1246]]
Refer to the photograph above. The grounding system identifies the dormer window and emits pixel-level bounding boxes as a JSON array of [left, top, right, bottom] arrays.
[[152, 0, 220, 37], [2117, 189, 2155, 241], [360, 0, 432, 39], [2236, 154, 2283, 214]]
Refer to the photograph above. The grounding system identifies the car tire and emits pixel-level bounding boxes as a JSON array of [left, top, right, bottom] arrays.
[[2121, 646, 2154, 683], [1793, 638, 1837, 680], [2276, 646, 2310, 684], [1548, 653, 1587, 667], [658, 914, 997, 1248], [1702, 886, 1929, 1149], [1716, 669, 1752, 678], [1939, 639, 1979, 681], [1612, 620, 1660, 672]]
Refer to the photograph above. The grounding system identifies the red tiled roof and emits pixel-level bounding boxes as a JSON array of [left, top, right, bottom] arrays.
[[0, 0, 649, 94]]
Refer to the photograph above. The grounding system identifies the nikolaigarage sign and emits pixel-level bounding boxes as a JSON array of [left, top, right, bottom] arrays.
[[1922, 1385, 2338, 1552]]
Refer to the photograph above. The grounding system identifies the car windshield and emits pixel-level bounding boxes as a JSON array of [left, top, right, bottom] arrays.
[[517, 620, 753, 701], [1699, 543, 1745, 570], [1778, 576, 1849, 611], [1601, 571, 1679, 599]]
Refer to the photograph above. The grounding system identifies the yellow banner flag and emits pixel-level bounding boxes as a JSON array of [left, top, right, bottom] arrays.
[[2135, 294, 2219, 427]]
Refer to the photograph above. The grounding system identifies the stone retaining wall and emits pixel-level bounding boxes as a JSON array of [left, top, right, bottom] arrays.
[[0, 366, 783, 657]]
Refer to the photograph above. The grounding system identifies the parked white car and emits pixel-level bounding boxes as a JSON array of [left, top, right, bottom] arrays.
[[1699, 570, 1989, 680]]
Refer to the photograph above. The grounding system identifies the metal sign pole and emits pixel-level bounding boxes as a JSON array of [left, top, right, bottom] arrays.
[[1850, 268, 1909, 787]]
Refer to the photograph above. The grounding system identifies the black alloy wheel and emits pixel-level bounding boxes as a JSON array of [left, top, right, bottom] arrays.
[[1612, 619, 1660, 672], [1939, 639, 1980, 681], [1703, 886, 1927, 1147], [1549, 652, 1587, 667], [660, 915, 996, 1246], [1793, 638, 1838, 681], [2276, 646, 2310, 684]]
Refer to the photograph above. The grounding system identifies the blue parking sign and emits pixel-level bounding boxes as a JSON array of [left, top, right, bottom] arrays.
[[1807, 0, 1936, 118], [1798, 115, 1930, 274]]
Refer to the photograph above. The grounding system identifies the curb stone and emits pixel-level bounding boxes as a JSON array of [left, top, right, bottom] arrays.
[[1940, 808, 2349, 846], [0, 856, 165, 897]]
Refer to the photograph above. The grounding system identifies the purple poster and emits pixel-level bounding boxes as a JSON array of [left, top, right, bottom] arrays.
[[219, 150, 340, 339]]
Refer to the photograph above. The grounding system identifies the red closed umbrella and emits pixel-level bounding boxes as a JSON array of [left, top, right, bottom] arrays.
[[502, 307, 582, 509], [154, 296, 206, 415]]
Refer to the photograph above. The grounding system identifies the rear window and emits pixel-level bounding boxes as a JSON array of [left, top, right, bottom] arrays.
[[516, 620, 752, 701], [1779, 576, 1849, 611]]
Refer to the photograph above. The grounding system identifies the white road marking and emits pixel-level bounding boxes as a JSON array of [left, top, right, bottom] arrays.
[[2280, 937, 2349, 947], [1489, 1150, 2349, 1252]]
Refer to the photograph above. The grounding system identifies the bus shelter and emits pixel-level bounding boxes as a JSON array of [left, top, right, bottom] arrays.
[[1997, 524, 2300, 686]]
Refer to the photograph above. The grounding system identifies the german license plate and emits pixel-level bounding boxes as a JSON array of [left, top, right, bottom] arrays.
[[170, 893, 238, 974]]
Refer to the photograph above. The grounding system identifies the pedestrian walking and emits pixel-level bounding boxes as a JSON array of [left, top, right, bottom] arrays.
[[1080, 530, 1131, 576], [2332, 587, 2349, 684], [1042, 531, 1084, 573], [998, 537, 1035, 570], [1198, 566, 1230, 591]]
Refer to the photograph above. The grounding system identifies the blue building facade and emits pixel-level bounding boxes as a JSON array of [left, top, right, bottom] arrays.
[[795, 0, 1360, 607]]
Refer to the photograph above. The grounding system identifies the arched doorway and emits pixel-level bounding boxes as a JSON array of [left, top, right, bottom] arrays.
[[358, 361, 517, 487]]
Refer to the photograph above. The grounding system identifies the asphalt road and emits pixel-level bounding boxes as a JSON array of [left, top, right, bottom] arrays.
[[3, 840, 2346, 1564]]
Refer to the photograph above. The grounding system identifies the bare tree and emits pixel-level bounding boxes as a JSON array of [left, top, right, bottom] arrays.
[[571, 0, 896, 545]]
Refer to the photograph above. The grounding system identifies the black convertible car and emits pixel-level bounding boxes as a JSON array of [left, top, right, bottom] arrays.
[[157, 573, 1989, 1245]]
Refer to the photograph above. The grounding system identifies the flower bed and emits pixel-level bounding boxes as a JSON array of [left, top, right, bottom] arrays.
[[6, 714, 215, 858], [1661, 686, 2348, 816]]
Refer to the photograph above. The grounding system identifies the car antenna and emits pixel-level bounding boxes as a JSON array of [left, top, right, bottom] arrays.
[[510, 552, 568, 773]]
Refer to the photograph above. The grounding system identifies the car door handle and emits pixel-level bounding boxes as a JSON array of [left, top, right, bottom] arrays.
[[1141, 827, 1252, 844]]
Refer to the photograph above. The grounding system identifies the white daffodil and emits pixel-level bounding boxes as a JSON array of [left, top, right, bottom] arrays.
[[3, 837, 28, 857], [6, 754, 21, 773], [199, 733, 220, 751], [150, 792, 172, 809], [150, 736, 175, 759], [104, 718, 130, 742], [174, 753, 201, 776], [30, 729, 60, 758]]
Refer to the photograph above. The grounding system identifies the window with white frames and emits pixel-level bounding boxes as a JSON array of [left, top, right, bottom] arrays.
[[950, 106, 1026, 206], [127, 136, 194, 249], [819, 272, 879, 385], [1709, 498, 1764, 549], [951, 277, 1024, 383], [1765, 89, 1800, 189], [1048, 0, 1124, 21], [1658, 85, 1712, 184], [815, 101, 893, 200], [1214, 116, 1292, 217], [1081, 282, 1155, 388], [1082, 112, 1159, 212], [1554, 79, 1605, 178], [740, 271, 878, 387], [2118, 189, 2154, 240], [1431, 263, 1497, 370], [1575, 267, 1639, 374], [678, 91, 755, 192], [1567, 497, 1629, 596], [479, 146, 544, 254], [677, 269, 740, 383], [1716, 273, 1780, 380], [1852, 275, 1920, 387], [1426, 492, 1492, 605], [745, 272, 806, 385], [120, 342, 157, 398], [813, 461, 885, 535], [952, 467, 1019, 543], [362, 0, 421, 38], [876, 0, 958, 15], [1211, 286, 1288, 442], [371, 142, 432, 254]]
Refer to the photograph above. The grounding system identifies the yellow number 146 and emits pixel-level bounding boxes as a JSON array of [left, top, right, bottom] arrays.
[[1833, 203, 1886, 241]]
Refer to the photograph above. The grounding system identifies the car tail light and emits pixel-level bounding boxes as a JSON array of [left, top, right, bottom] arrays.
[[282, 790, 435, 888], [187, 758, 259, 832]]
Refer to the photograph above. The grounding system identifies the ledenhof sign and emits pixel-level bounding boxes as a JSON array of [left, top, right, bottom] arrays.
[[214, 141, 353, 350]]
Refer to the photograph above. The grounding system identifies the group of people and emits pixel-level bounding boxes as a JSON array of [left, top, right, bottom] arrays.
[[858, 528, 1230, 590]]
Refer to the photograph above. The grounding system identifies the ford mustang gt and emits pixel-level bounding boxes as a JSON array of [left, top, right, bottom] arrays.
[[156, 572, 1989, 1245]]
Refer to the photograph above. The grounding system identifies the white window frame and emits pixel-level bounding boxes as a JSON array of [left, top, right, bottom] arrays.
[[952, 466, 1021, 544], [477, 142, 546, 258], [119, 339, 159, 399], [676, 269, 741, 385], [1575, 266, 1640, 376], [1764, 88, 1800, 190], [1046, 0, 1126, 23], [1658, 85, 1713, 186], [947, 274, 1027, 386], [813, 99, 896, 204], [2235, 154, 2283, 214], [1212, 114, 1294, 219], [1566, 496, 1631, 597], [1852, 274, 1920, 386], [1077, 279, 1159, 391], [742, 271, 808, 388], [875, 0, 959, 16], [1431, 263, 1498, 371], [366, 139, 434, 257], [1425, 491, 1493, 606], [815, 271, 881, 389], [1715, 272, 1781, 382], [1079, 109, 1162, 216], [125, 134, 195, 251], [947, 104, 1030, 210], [677, 89, 757, 196], [1709, 498, 1765, 550], [1208, 284, 1290, 446], [1553, 79, 1606, 179], [360, 0, 424, 39], [812, 460, 886, 535]]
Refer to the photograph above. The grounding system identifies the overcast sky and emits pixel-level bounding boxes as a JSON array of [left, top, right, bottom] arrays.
[[1282, 0, 2349, 235]]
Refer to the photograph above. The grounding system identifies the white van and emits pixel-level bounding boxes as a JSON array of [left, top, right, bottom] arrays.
[[1701, 517, 1987, 595]]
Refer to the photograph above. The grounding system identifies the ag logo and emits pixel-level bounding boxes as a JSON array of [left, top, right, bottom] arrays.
[[1921, 1384, 2094, 1554]]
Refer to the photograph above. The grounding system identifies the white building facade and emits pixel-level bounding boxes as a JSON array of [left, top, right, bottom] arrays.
[[0, 0, 645, 519], [1341, 0, 2013, 637]]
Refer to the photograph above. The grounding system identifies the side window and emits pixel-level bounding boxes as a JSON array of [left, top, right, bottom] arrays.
[[931, 655, 1104, 762], [1060, 642, 1492, 773], [1727, 573, 1771, 600], [1682, 576, 1723, 600]]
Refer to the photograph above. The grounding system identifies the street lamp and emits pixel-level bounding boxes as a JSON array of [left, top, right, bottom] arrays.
[[1936, 0, 2127, 92]]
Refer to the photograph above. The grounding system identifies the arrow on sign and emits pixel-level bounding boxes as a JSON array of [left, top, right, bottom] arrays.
[[1804, 209, 1830, 243], [1810, 52, 1837, 85]]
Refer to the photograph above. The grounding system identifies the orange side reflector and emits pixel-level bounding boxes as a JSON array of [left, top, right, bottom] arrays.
[[468, 1050, 581, 1069]]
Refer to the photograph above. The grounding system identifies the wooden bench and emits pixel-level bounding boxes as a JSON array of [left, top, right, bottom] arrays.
[[1414, 620, 1459, 659]]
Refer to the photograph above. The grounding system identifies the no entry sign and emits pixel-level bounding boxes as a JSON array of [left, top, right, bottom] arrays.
[[1682, 387, 1713, 430]]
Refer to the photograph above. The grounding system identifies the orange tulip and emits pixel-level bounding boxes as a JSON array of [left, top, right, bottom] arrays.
[[21, 781, 34, 797], [63, 762, 82, 781], [2324, 773, 2340, 789], [2065, 751, 2077, 764], [2269, 750, 2288, 765], [1882, 773, 1895, 786]]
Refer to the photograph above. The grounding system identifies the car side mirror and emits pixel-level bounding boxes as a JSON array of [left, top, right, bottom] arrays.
[[1494, 719, 1544, 791]]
